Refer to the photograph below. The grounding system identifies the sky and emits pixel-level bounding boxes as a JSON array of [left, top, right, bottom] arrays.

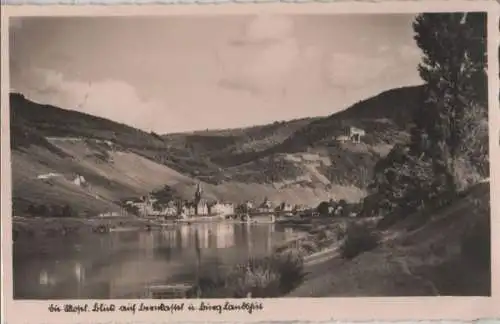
[[9, 14, 424, 133]]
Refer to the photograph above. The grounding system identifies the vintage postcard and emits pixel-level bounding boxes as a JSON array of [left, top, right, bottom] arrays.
[[1, 1, 499, 323]]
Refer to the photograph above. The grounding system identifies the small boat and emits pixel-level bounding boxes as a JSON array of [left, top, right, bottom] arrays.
[[108, 227, 140, 233], [246, 214, 276, 224]]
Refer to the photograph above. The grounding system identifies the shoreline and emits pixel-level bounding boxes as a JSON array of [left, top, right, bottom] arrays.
[[11, 214, 314, 238]]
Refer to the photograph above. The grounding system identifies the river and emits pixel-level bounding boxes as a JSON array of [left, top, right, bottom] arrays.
[[13, 222, 302, 299]]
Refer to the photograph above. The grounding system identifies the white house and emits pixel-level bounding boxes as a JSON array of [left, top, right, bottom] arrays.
[[37, 173, 62, 180], [73, 174, 86, 187], [98, 211, 121, 218], [335, 126, 366, 144], [275, 202, 293, 214], [349, 126, 366, 144], [210, 202, 235, 216], [163, 206, 178, 218]]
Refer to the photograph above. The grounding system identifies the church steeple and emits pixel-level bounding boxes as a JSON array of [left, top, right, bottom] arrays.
[[194, 182, 203, 216], [194, 182, 202, 204]]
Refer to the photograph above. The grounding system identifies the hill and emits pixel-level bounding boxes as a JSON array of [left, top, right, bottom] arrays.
[[9, 85, 423, 216]]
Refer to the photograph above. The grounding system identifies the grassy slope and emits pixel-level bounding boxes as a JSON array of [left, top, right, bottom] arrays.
[[12, 148, 122, 216], [288, 181, 490, 297], [163, 117, 319, 159]]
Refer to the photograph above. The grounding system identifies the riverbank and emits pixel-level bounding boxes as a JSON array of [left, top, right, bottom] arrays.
[[12, 213, 283, 240], [12, 215, 150, 237], [274, 216, 380, 259], [287, 182, 491, 297]]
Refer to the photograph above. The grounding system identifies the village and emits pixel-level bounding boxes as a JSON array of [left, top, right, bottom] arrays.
[[121, 125, 366, 222], [123, 183, 307, 221], [120, 178, 362, 225]]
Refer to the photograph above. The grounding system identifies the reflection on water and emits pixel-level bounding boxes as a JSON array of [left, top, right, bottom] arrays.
[[284, 227, 294, 241], [180, 225, 189, 249], [14, 223, 298, 299], [39, 270, 50, 286]]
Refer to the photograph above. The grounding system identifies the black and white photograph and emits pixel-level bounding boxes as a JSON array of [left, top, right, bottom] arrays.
[[6, 10, 491, 301]]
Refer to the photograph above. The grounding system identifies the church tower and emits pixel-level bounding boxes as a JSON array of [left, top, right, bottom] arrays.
[[194, 182, 202, 215]]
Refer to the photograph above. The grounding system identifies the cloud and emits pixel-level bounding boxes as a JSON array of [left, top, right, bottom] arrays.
[[220, 15, 300, 95], [398, 44, 422, 58], [377, 45, 390, 53], [303, 46, 321, 61], [325, 41, 423, 91], [325, 53, 391, 89], [12, 68, 167, 132], [217, 78, 261, 95], [243, 38, 299, 86]]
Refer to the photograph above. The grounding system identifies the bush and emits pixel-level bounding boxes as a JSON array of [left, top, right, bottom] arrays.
[[316, 201, 331, 216], [124, 204, 140, 216], [300, 239, 320, 254], [366, 144, 455, 225], [274, 249, 305, 292], [60, 204, 76, 217], [192, 249, 305, 298], [29, 203, 77, 218], [340, 223, 380, 259], [28, 204, 50, 217]]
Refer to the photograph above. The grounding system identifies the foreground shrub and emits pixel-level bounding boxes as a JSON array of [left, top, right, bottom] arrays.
[[275, 249, 305, 292], [191, 249, 305, 298], [340, 224, 380, 259], [299, 240, 320, 254]]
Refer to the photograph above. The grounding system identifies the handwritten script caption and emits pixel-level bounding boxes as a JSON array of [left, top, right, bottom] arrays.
[[48, 301, 264, 315]]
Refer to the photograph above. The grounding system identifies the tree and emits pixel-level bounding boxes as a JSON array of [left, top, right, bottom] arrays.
[[27, 204, 37, 217], [316, 201, 330, 216], [36, 204, 49, 217], [124, 204, 140, 216], [152, 185, 180, 203], [61, 204, 75, 218], [411, 13, 488, 191], [365, 12, 488, 221]]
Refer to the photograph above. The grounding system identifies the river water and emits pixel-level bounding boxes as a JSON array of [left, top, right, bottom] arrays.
[[13, 222, 302, 299]]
